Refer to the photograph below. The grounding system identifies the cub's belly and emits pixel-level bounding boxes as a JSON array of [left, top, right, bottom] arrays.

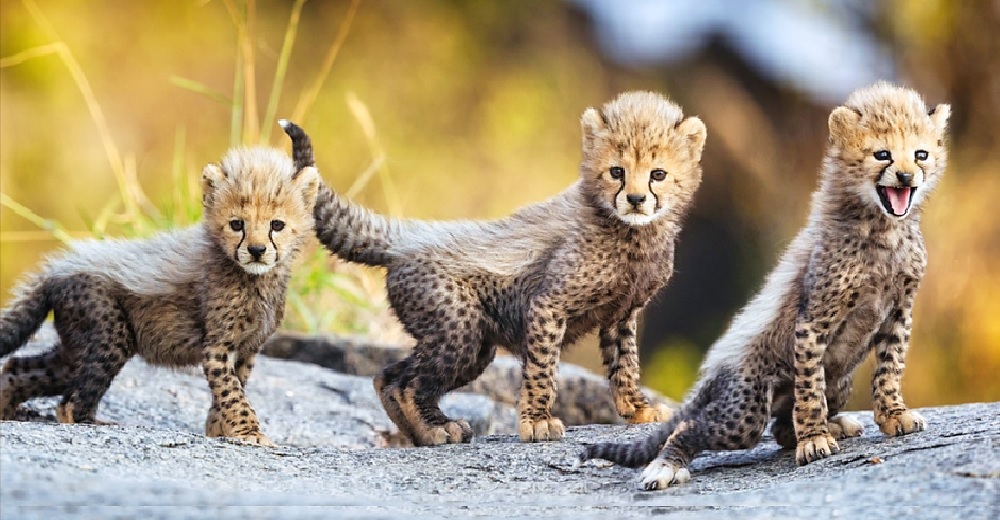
[[129, 297, 205, 367], [822, 304, 889, 382]]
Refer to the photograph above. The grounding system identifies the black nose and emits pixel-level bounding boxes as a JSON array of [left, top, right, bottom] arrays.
[[248, 245, 267, 259], [896, 172, 914, 185], [626, 194, 646, 206]]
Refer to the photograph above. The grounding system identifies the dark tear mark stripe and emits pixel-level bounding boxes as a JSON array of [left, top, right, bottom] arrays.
[[234, 229, 245, 262]]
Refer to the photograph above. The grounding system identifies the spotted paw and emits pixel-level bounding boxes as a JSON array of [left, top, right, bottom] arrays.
[[877, 409, 926, 437], [828, 414, 863, 439], [795, 432, 840, 465], [639, 458, 691, 491], [204, 408, 224, 437], [629, 403, 674, 424], [442, 420, 474, 444], [230, 431, 276, 447], [518, 417, 565, 442]]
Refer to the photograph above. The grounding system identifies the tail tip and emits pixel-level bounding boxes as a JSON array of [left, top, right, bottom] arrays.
[[277, 118, 290, 129]]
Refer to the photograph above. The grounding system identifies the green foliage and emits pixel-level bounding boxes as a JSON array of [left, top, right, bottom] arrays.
[[643, 338, 704, 401]]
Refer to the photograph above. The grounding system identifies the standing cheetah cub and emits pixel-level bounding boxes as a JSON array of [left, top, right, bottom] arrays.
[[0, 126, 319, 446], [301, 91, 706, 446], [583, 82, 950, 490]]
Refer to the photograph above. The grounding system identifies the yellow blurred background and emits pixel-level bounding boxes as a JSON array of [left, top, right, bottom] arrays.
[[1, 0, 997, 408]]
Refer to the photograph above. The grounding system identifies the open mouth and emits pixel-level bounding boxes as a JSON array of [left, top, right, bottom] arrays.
[[876, 186, 915, 217]]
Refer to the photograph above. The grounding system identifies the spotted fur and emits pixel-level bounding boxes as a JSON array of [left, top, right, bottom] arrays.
[[302, 92, 706, 446], [0, 127, 319, 447], [583, 82, 950, 490]]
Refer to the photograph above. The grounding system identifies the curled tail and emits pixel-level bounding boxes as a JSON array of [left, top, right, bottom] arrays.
[[1, 274, 51, 357], [581, 412, 685, 468], [279, 119, 400, 267]]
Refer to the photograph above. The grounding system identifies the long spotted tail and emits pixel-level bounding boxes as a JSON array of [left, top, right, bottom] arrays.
[[278, 119, 401, 267], [581, 412, 685, 468], [1, 274, 51, 357]]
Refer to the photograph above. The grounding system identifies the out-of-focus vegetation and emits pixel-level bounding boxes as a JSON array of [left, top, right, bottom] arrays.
[[1, 0, 997, 408]]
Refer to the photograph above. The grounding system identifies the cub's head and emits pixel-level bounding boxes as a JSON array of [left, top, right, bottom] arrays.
[[201, 145, 319, 276], [580, 91, 706, 226], [827, 81, 950, 219]]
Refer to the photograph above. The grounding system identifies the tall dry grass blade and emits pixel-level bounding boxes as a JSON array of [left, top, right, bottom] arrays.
[[291, 0, 362, 123], [0, 231, 90, 242], [171, 125, 189, 226], [346, 92, 401, 216], [222, 0, 246, 147], [0, 42, 60, 68], [170, 76, 233, 105], [19, 0, 141, 225], [260, 0, 307, 144], [0, 193, 74, 244], [241, 0, 259, 144]]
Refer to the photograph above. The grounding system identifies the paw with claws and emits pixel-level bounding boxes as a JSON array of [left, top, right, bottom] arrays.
[[639, 458, 691, 491], [828, 414, 864, 439], [796, 432, 840, 465], [628, 403, 674, 424], [877, 409, 926, 437], [228, 431, 276, 447], [417, 420, 474, 446], [518, 417, 565, 442]]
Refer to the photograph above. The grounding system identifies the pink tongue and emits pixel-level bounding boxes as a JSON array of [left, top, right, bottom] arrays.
[[886, 187, 911, 215]]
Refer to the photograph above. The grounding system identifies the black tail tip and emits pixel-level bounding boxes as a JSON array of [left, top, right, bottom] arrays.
[[278, 118, 303, 136]]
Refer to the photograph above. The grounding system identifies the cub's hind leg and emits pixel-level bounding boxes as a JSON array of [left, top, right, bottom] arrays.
[[377, 332, 495, 447], [643, 367, 770, 490], [0, 348, 71, 420], [52, 281, 135, 424]]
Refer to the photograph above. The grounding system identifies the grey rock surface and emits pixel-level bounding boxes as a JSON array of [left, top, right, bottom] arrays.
[[263, 330, 675, 426], [2, 329, 998, 519]]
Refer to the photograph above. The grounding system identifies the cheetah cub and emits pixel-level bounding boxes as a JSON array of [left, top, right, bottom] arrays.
[[583, 82, 950, 490], [301, 91, 706, 446], [0, 126, 320, 446]]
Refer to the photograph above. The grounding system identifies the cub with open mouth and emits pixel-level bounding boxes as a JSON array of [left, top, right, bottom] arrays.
[[582, 81, 950, 490]]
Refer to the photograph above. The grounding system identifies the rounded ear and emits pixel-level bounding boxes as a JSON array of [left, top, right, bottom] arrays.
[[201, 163, 226, 207], [929, 103, 951, 135], [295, 166, 321, 208], [828, 106, 861, 143], [581, 107, 604, 142], [677, 116, 707, 159]]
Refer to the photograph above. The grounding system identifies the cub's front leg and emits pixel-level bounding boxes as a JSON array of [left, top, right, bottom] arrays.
[[791, 276, 853, 465], [205, 351, 259, 439], [599, 308, 671, 423], [201, 331, 273, 447], [871, 280, 926, 437], [518, 301, 566, 442]]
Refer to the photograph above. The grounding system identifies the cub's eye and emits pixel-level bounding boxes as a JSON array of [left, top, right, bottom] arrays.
[[229, 219, 244, 232], [873, 150, 892, 161], [270, 220, 286, 232], [609, 166, 625, 180], [915, 150, 929, 161], [650, 169, 667, 181]]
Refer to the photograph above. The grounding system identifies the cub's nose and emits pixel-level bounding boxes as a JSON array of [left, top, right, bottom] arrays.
[[896, 172, 914, 185], [626, 194, 646, 206], [248, 245, 267, 260]]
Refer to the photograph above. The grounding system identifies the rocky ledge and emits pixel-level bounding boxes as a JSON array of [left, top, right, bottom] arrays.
[[1, 329, 997, 519]]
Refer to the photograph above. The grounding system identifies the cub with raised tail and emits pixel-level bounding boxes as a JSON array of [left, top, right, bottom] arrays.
[[583, 82, 950, 490], [300, 91, 706, 446], [0, 124, 319, 446]]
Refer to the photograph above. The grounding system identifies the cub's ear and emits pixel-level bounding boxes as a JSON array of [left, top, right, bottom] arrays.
[[929, 103, 951, 135], [294, 166, 321, 209], [581, 107, 604, 143], [201, 163, 227, 208], [677, 116, 707, 160], [828, 106, 861, 143]]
